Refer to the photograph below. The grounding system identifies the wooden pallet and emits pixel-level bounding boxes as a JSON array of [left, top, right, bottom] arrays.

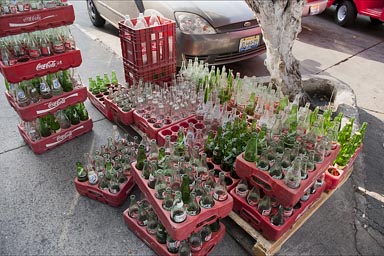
[[226, 168, 354, 256]]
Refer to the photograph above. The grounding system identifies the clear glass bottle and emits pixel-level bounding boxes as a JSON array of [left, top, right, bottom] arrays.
[[187, 192, 201, 216], [128, 194, 139, 219], [213, 172, 228, 201], [166, 233, 180, 253], [269, 155, 283, 180], [136, 201, 148, 226], [146, 210, 158, 235], [270, 205, 285, 226], [156, 221, 167, 244], [235, 178, 249, 198], [199, 185, 215, 209], [178, 239, 191, 256], [189, 232, 202, 252], [257, 195, 272, 216], [192, 177, 204, 197], [204, 169, 216, 191], [171, 191, 187, 223], [162, 187, 174, 211], [39, 76, 52, 99], [201, 224, 212, 242], [284, 157, 301, 189], [154, 170, 167, 200], [247, 186, 261, 207]]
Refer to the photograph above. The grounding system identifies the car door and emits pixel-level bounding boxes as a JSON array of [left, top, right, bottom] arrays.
[[95, 0, 142, 27]]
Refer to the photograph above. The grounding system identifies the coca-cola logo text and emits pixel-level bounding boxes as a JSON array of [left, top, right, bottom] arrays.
[[48, 98, 66, 109], [36, 60, 62, 71], [23, 15, 42, 23], [56, 131, 73, 142]]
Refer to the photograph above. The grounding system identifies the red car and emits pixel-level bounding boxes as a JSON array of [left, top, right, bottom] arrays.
[[327, 0, 384, 26]]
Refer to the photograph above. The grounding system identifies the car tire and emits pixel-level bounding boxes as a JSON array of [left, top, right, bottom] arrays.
[[87, 0, 106, 27], [335, 0, 357, 27], [370, 17, 383, 25]]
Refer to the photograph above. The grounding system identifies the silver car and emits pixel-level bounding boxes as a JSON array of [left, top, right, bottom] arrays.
[[86, 0, 266, 66]]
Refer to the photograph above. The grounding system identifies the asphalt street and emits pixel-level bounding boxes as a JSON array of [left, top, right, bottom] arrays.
[[0, 2, 383, 256]]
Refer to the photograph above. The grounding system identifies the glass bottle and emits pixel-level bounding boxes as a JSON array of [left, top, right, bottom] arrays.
[[39, 31, 52, 56], [162, 187, 174, 211], [257, 151, 269, 171], [196, 153, 209, 181], [135, 144, 147, 170], [16, 87, 30, 107], [171, 191, 186, 223], [76, 161, 88, 182], [200, 224, 212, 242], [213, 172, 228, 201], [58, 70, 73, 92], [108, 176, 120, 194], [191, 177, 204, 197], [141, 159, 150, 179], [269, 156, 283, 180], [147, 160, 157, 189], [52, 29, 65, 53], [257, 195, 272, 216], [146, 210, 158, 235], [39, 117, 51, 137], [181, 174, 191, 204], [270, 205, 285, 226], [156, 222, 167, 244], [284, 157, 301, 189], [128, 194, 139, 219], [189, 232, 202, 252], [235, 178, 249, 198], [136, 201, 148, 226], [204, 169, 216, 191], [199, 185, 215, 209], [75, 103, 89, 121], [178, 239, 191, 256], [244, 132, 258, 162], [187, 192, 201, 216], [27, 32, 41, 59], [166, 234, 180, 253], [154, 170, 167, 200], [68, 106, 80, 125], [148, 139, 159, 161], [210, 219, 221, 233], [247, 186, 261, 207], [50, 74, 63, 96], [204, 130, 215, 157], [39, 76, 52, 99]]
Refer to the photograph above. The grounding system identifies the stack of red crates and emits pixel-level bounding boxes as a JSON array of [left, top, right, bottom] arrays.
[[0, 4, 93, 154], [231, 144, 341, 241], [118, 15, 176, 86]]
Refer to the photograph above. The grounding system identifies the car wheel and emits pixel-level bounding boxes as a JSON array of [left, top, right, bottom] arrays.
[[335, 0, 357, 27], [87, 0, 105, 27], [370, 17, 383, 25]]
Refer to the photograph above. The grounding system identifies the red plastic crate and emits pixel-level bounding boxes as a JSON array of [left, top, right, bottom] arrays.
[[74, 174, 135, 207], [123, 208, 226, 256], [230, 181, 326, 241], [0, 5, 75, 37], [18, 118, 93, 154], [0, 49, 82, 83], [157, 116, 205, 147], [124, 61, 175, 86], [103, 96, 134, 125], [133, 110, 194, 140], [131, 162, 233, 241], [325, 143, 363, 190], [119, 16, 176, 68], [235, 144, 340, 208], [87, 89, 113, 121], [5, 86, 87, 121]]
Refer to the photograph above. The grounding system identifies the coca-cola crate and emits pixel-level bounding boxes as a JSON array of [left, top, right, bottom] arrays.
[[133, 110, 193, 140], [18, 117, 93, 154], [119, 16, 176, 69], [157, 116, 205, 147], [123, 208, 226, 256], [103, 96, 134, 125], [230, 180, 326, 241], [0, 49, 82, 83], [325, 143, 363, 190], [74, 174, 135, 207], [131, 162, 233, 241], [87, 89, 113, 121], [5, 86, 87, 121], [235, 144, 340, 208], [124, 61, 175, 86], [206, 158, 239, 193], [0, 5, 75, 37]]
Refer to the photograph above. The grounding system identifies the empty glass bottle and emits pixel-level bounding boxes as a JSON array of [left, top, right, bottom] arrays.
[[178, 240, 192, 256], [136, 201, 148, 226], [189, 232, 202, 252], [199, 185, 215, 209], [284, 157, 301, 189], [171, 191, 187, 223], [76, 161, 88, 182], [166, 234, 180, 253], [186, 192, 201, 216], [154, 170, 167, 200], [213, 172, 228, 201], [162, 187, 174, 211], [258, 195, 272, 216], [128, 194, 139, 219], [156, 222, 167, 244], [269, 156, 283, 180], [146, 210, 158, 235], [247, 186, 261, 207], [270, 205, 285, 226]]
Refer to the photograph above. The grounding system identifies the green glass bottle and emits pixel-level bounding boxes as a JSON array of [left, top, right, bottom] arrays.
[[338, 117, 355, 146], [181, 174, 191, 204], [204, 130, 215, 158], [75, 103, 89, 121], [141, 160, 150, 179], [39, 117, 51, 137], [76, 161, 88, 182], [103, 73, 111, 87], [111, 70, 118, 85], [243, 133, 258, 162], [136, 144, 147, 170], [69, 106, 80, 125], [245, 92, 256, 116], [59, 70, 73, 92]]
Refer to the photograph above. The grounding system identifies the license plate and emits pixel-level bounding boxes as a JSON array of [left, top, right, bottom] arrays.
[[310, 4, 320, 15], [239, 35, 260, 52]]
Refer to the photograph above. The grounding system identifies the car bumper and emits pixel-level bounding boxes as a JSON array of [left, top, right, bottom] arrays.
[[175, 26, 266, 66], [302, 0, 328, 16]]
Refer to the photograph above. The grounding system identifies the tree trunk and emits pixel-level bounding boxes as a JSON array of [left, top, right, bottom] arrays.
[[244, 0, 307, 103]]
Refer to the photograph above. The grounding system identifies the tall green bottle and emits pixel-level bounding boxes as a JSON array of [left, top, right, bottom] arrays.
[[243, 133, 258, 162]]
